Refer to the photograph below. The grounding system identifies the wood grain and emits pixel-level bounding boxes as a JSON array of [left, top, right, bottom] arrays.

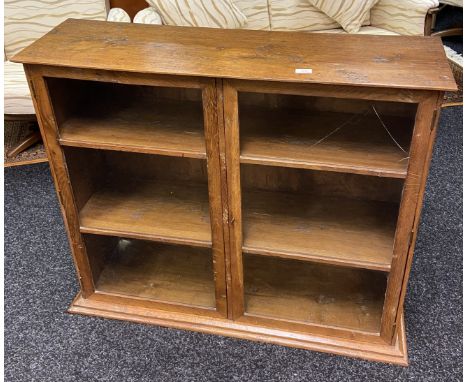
[[20, 22, 450, 362], [201, 82, 229, 316], [13, 19, 457, 91], [69, 294, 408, 365], [240, 106, 413, 178], [83, 234, 118, 285], [216, 78, 234, 319], [64, 147, 104, 211], [242, 189, 398, 271], [59, 101, 206, 158], [223, 82, 245, 319], [241, 164, 404, 204], [244, 254, 387, 333], [393, 95, 444, 342], [97, 239, 216, 309], [231, 79, 433, 103], [24, 65, 96, 297], [80, 180, 212, 247], [380, 93, 442, 342]]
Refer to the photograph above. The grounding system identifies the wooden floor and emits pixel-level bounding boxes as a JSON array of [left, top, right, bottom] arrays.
[[244, 254, 387, 333]]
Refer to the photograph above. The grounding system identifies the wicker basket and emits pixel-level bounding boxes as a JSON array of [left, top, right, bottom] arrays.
[[4, 119, 47, 167], [443, 46, 463, 107]]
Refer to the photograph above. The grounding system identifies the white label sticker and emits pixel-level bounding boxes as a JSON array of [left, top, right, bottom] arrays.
[[295, 68, 313, 74]]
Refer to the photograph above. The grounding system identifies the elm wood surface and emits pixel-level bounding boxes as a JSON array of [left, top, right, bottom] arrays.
[[239, 107, 412, 178], [12, 19, 457, 92], [240, 164, 404, 204], [243, 255, 387, 333], [96, 240, 215, 309], [79, 180, 212, 248], [83, 234, 118, 285], [214, 79, 235, 320], [27, 61, 229, 315], [242, 189, 399, 272], [24, 65, 96, 298], [223, 83, 245, 320], [393, 103, 443, 341], [231, 79, 435, 104], [16, 21, 455, 364], [380, 94, 443, 342], [222, 78, 447, 349], [200, 82, 230, 316], [59, 101, 206, 158], [63, 147, 105, 211]]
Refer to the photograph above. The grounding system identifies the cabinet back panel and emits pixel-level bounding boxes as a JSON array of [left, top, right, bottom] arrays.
[[241, 164, 404, 204], [83, 234, 119, 285], [104, 151, 208, 184], [238, 92, 418, 117], [46, 77, 203, 127], [64, 148, 209, 214]]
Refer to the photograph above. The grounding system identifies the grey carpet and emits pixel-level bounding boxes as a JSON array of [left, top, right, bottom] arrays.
[[5, 106, 462, 381]]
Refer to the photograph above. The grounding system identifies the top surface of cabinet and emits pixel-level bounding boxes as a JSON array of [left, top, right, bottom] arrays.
[[13, 19, 456, 92]]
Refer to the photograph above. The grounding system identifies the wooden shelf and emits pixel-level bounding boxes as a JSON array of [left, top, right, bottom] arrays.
[[59, 101, 206, 158], [97, 240, 215, 309], [80, 180, 211, 247], [243, 189, 398, 271], [244, 254, 387, 333], [240, 107, 413, 178]]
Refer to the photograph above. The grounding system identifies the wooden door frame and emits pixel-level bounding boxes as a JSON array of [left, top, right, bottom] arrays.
[[221, 78, 443, 344], [24, 64, 229, 317]]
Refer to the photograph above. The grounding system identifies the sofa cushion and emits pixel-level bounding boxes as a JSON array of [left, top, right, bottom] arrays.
[[312, 26, 400, 35], [134, 7, 163, 24], [371, 0, 438, 36], [146, 0, 247, 28], [233, 0, 271, 30], [107, 8, 132, 23], [269, 0, 371, 32], [4, 61, 35, 115], [4, 0, 107, 60], [440, 0, 463, 6], [270, 0, 338, 31], [309, 0, 379, 33]]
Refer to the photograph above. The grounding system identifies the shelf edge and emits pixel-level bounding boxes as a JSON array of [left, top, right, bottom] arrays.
[[80, 226, 213, 249], [242, 246, 391, 272], [240, 155, 408, 179], [59, 138, 207, 159]]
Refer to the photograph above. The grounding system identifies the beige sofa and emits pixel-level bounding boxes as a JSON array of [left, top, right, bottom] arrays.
[[4, 0, 108, 116], [110, 0, 438, 36]]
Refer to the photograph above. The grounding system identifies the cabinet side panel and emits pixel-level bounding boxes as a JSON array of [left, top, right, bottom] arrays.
[[24, 64, 95, 297], [393, 93, 445, 339], [381, 93, 442, 342]]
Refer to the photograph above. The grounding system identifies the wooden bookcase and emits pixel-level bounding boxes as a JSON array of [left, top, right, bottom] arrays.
[[13, 19, 456, 365]]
